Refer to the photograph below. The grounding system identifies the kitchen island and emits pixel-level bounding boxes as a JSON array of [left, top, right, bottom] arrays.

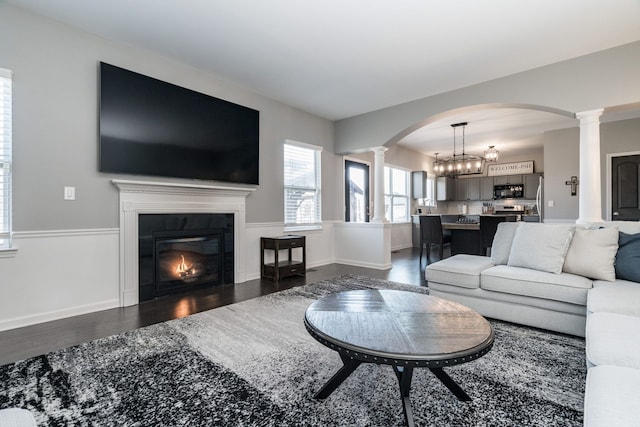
[[442, 221, 482, 256], [412, 215, 482, 256], [413, 214, 517, 257]]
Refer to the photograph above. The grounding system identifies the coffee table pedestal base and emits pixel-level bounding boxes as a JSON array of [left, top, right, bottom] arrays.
[[314, 356, 471, 427]]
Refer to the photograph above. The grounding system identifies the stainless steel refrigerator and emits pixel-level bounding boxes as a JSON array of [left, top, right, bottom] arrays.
[[535, 175, 544, 222]]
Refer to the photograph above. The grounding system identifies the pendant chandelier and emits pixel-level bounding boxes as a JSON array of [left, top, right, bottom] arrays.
[[433, 122, 485, 177], [484, 145, 499, 162]]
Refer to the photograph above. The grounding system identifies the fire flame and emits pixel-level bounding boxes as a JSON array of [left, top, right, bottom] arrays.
[[176, 254, 195, 278]]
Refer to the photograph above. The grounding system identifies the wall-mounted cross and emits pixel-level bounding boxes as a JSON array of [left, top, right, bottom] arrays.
[[565, 176, 579, 196]]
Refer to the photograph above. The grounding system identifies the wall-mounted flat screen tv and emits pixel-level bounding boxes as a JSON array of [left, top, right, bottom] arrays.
[[99, 62, 259, 185]]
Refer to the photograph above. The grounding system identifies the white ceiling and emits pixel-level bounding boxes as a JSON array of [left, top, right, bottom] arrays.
[[399, 108, 579, 157], [7, 0, 640, 154]]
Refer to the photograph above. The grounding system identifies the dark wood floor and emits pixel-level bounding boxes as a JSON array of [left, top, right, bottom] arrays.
[[0, 247, 437, 366]]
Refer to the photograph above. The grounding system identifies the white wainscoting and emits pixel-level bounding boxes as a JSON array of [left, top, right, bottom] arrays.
[[0, 229, 120, 331], [0, 222, 339, 331], [390, 222, 413, 251], [334, 222, 392, 269], [244, 221, 337, 280], [0, 219, 409, 331]]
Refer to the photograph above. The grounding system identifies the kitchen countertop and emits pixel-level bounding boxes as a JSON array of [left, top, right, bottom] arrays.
[[442, 222, 480, 231]]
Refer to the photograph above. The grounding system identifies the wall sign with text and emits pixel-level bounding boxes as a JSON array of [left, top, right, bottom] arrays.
[[487, 161, 534, 176]]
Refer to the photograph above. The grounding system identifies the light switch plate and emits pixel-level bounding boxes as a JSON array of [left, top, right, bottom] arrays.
[[64, 186, 76, 200]]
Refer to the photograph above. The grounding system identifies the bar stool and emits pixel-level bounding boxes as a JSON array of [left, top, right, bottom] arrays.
[[480, 216, 507, 256], [419, 216, 452, 263]]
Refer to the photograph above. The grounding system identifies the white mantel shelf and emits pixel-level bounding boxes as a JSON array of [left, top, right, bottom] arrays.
[[112, 179, 254, 307], [111, 179, 257, 197]]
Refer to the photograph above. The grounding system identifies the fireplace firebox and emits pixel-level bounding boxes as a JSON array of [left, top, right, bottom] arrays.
[[138, 213, 234, 301]]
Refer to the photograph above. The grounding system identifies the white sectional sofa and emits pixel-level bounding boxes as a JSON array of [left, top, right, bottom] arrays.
[[425, 222, 620, 337], [584, 278, 640, 426], [425, 220, 640, 427]]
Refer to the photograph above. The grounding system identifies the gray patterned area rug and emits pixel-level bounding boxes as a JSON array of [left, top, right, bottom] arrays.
[[0, 275, 586, 426]]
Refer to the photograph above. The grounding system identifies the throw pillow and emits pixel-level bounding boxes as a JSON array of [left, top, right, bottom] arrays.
[[615, 232, 640, 283], [490, 222, 520, 265], [562, 227, 619, 281], [507, 223, 575, 274]]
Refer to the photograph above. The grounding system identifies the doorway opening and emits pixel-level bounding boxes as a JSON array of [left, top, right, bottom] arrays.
[[345, 160, 370, 222], [611, 153, 640, 221]]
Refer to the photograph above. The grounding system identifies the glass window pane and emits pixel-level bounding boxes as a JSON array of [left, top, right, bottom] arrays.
[[384, 167, 390, 194], [284, 141, 321, 226], [284, 145, 316, 187], [392, 196, 408, 222], [392, 169, 406, 195]]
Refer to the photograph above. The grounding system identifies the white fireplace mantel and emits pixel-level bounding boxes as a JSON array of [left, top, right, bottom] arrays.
[[112, 179, 256, 306]]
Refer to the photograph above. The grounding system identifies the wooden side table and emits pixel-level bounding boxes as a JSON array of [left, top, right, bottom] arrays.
[[260, 235, 306, 281]]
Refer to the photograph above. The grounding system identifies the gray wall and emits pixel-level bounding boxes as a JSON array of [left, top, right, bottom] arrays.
[[543, 128, 580, 220], [543, 117, 640, 221], [334, 41, 640, 154], [601, 118, 640, 219], [0, 5, 339, 231]]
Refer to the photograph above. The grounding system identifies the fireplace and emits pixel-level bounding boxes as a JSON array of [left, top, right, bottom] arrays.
[[112, 179, 253, 307], [139, 213, 234, 301]]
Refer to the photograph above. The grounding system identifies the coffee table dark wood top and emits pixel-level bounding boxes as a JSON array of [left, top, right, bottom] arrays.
[[304, 289, 494, 427]]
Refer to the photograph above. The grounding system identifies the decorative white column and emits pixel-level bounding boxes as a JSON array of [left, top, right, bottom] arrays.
[[576, 109, 604, 226], [370, 146, 388, 223]]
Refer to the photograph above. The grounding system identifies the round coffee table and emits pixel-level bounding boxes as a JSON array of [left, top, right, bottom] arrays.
[[304, 289, 494, 427]]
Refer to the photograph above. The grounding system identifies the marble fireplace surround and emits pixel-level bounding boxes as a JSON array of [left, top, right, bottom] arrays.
[[112, 179, 255, 307]]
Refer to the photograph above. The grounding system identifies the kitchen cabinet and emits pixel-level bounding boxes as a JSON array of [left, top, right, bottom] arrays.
[[524, 173, 542, 199], [411, 171, 427, 199], [493, 174, 523, 185], [467, 178, 480, 200], [436, 177, 456, 201], [456, 178, 480, 201], [480, 176, 494, 200], [455, 179, 467, 201]]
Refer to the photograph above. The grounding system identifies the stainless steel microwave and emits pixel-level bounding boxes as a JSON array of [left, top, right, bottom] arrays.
[[493, 184, 524, 199]]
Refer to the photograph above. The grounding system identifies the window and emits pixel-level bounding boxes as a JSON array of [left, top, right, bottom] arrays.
[[384, 166, 410, 222], [0, 68, 12, 250], [284, 140, 322, 229], [425, 174, 436, 207]]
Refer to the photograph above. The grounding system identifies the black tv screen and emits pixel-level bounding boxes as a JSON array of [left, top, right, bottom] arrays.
[[99, 62, 259, 185]]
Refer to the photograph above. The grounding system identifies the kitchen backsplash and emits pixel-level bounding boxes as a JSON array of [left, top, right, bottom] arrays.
[[427, 200, 538, 216]]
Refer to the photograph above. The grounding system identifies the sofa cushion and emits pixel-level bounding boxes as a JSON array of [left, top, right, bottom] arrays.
[[603, 220, 640, 235], [584, 365, 640, 427], [588, 280, 640, 316], [615, 232, 640, 283], [481, 265, 592, 305], [0, 408, 37, 427], [507, 223, 575, 274], [586, 312, 640, 369], [562, 227, 618, 281], [425, 254, 494, 289], [489, 222, 519, 265]]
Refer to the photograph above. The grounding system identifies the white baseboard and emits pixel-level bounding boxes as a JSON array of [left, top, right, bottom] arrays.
[[0, 298, 120, 332], [391, 243, 413, 252], [334, 257, 392, 270]]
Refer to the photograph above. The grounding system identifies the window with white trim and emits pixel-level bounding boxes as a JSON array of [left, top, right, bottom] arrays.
[[284, 140, 322, 229], [384, 166, 410, 222], [0, 68, 12, 249]]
